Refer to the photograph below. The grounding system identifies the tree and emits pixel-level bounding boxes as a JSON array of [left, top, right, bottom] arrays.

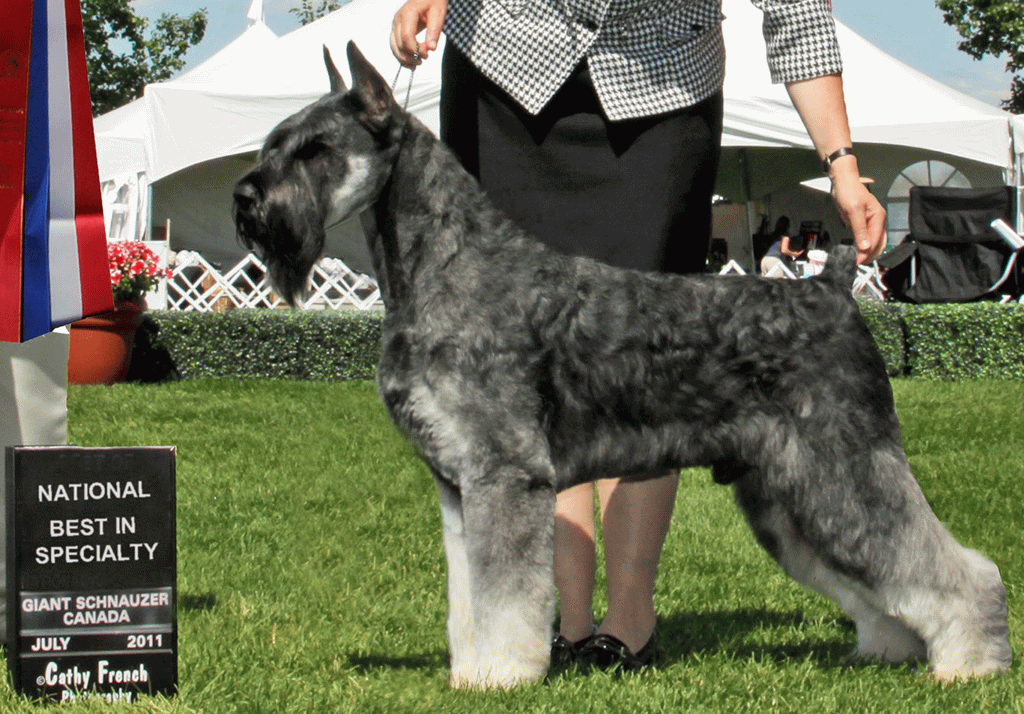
[[82, 0, 208, 115], [289, 0, 341, 25], [937, 0, 1024, 113]]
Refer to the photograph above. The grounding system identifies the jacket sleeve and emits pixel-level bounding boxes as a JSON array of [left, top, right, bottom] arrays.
[[751, 0, 843, 83]]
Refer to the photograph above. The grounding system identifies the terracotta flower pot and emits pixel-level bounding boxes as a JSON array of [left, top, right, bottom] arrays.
[[67, 299, 145, 385]]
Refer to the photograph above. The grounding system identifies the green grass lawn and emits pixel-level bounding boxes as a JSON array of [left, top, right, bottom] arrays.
[[2, 379, 1021, 712]]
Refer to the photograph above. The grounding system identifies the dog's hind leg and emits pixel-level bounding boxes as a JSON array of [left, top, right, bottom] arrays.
[[435, 476, 477, 683], [860, 449, 1011, 681], [728, 466, 926, 665], [727, 437, 1011, 680]]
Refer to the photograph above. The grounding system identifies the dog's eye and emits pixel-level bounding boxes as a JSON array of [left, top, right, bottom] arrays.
[[295, 140, 328, 161]]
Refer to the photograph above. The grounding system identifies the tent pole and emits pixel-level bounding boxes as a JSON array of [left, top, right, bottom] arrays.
[[1017, 151, 1023, 235], [1011, 119, 1023, 234], [1017, 186, 1022, 235], [739, 148, 755, 272], [145, 182, 154, 242]]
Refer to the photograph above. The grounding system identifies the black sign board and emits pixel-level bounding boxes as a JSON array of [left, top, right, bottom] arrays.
[[6, 446, 176, 703]]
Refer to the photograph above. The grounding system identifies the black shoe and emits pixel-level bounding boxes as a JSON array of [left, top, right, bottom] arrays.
[[579, 631, 658, 672], [550, 633, 594, 668]]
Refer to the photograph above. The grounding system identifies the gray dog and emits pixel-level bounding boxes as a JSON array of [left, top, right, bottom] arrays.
[[233, 42, 1011, 688]]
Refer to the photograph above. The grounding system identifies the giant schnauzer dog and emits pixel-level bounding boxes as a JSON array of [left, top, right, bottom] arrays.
[[233, 42, 1011, 688]]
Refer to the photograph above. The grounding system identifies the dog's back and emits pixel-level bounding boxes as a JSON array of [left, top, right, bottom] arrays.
[[515, 250, 888, 484]]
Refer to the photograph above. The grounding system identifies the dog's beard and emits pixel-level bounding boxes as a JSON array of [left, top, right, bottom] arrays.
[[256, 221, 325, 306], [234, 184, 326, 306], [261, 250, 317, 306]]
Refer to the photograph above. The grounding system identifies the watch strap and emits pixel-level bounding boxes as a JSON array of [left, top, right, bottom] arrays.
[[822, 147, 855, 173]]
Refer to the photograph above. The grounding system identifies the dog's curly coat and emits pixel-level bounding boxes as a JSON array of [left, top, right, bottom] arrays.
[[233, 42, 1012, 688]]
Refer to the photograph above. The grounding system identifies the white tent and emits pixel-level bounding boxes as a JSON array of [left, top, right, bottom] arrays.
[[94, 0, 280, 246], [95, 0, 440, 269], [718, 0, 1012, 196], [93, 0, 1021, 272]]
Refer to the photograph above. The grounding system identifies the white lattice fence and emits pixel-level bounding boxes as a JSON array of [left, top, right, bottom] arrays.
[[167, 251, 381, 312]]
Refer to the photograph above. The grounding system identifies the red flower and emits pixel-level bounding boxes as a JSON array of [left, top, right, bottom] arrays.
[[106, 241, 167, 301]]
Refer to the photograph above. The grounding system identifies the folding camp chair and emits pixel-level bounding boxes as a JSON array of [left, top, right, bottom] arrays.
[[761, 258, 797, 279], [718, 260, 747, 276], [852, 262, 887, 301], [880, 186, 1022, 303]]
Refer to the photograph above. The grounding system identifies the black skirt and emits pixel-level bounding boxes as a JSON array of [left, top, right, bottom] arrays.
[[440, 45, 723, 274]]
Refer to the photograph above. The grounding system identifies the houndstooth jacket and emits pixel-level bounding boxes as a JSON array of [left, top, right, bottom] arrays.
[[444, 0, 843, 120]]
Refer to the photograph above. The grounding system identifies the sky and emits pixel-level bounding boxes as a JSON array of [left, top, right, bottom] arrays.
[[131, 0, 1016, 109]]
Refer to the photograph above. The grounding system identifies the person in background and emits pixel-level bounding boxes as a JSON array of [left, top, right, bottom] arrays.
[[760, 216, 804, 275]]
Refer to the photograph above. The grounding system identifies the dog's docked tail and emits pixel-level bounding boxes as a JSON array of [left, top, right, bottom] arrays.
[[819, 244, 859, 288]]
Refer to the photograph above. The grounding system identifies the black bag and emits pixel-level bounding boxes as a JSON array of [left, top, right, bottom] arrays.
[[880, 186, 1020, 303]]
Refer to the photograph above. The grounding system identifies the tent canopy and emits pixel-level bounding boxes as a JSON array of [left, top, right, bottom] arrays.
[[94, 7, 280, 180], [716, 0, 1012, 201], [93, 0, 1020, 269], [142, 0, 442, 183]]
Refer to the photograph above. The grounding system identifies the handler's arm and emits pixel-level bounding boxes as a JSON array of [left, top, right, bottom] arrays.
[[391, 0, 447, 67], [786, 74, 887, 264]]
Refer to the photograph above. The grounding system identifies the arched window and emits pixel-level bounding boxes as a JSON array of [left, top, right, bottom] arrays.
[[886, 160, 971, 244]]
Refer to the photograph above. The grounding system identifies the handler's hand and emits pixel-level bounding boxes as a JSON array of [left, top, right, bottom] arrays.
[[829, 160, 887, 265], [391, 0, 447, 67]]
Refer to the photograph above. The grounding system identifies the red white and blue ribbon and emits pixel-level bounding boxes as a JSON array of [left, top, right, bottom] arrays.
[[22, 0, 52, 340], [0, 0, 33, 342], [0, 0, 113, 343]]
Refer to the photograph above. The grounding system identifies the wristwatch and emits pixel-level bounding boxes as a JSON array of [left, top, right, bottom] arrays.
[[822, 147, 855, 173]]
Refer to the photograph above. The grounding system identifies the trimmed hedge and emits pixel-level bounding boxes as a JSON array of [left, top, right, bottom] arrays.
[[129, 309, 383, 383], [853, 299, 906, 377], [129, 301, 1024, 383], [899, 302, 1024, 380], [834, 301, 1024, 380]]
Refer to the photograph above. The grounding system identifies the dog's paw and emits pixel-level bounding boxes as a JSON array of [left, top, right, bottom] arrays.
[[927, 616, 1012, 682], [448, 658, 548, 690], [448, 672, 544, 690], [930, 658, 1011, 684]]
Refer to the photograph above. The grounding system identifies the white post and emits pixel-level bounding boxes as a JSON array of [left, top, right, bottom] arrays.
[[0, 331, 70, 642]]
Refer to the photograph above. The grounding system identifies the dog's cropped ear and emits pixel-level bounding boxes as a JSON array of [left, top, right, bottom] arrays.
[[323, 46, 346, 93], [346, 41, 398, 134]]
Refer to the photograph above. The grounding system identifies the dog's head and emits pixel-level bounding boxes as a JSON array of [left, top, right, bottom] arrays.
[[232, 42, 405, 304]]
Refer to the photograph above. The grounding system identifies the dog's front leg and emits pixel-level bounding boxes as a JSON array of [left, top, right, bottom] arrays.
[[435, 476, 477, 683], [454, 466, 556, 689]]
